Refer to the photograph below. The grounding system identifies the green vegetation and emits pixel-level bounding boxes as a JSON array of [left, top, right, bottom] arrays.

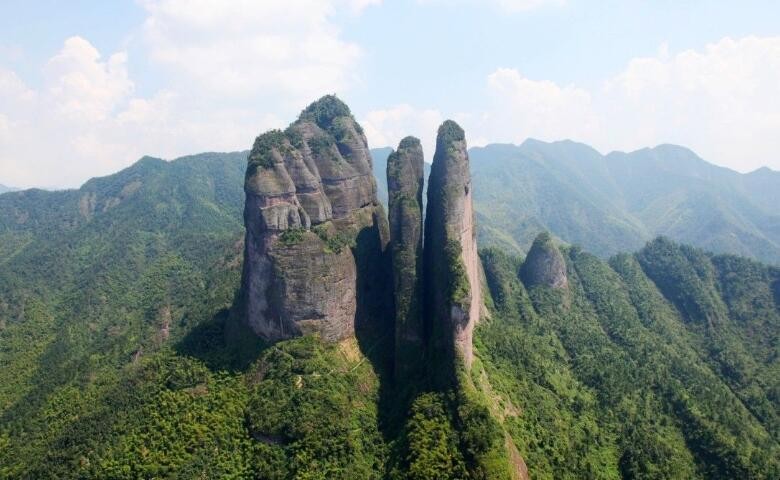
[[300, 94, 353, 131], [244, 336, 386, 479], [372, 141, 780, 264], [308, 134, 340, 162], [436, 120, 466, 146], [312, 223, 352, 254], [391, 383, 509, 480], [278, 227, 306, 246], [477, 238, 779, 479], [248, 130, 287, 173], [445, 239, 470, 307], [400, 392, 468, 479], [0, 152, 253, 478], [0, 152, 394, 479], [2, 146, 778, 478]]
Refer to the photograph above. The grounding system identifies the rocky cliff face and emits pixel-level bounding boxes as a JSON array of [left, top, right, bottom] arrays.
[[424, 120, 481, 372], [239, 95, 390, 342], [387, 137, 425, 378], [520, 232, 568, 289]]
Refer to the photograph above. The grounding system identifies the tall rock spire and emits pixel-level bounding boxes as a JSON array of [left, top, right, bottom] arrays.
[[387, 136, 425, 379], [239, 95, 390, 342], [423, 120, 481, 377]]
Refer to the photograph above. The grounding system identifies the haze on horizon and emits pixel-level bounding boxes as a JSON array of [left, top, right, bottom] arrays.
[[1, 0, 779, 188]]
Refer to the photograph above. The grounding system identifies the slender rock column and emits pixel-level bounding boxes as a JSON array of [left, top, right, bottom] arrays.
[[387, 137, 425, 379], [424, 120, 481, 377]]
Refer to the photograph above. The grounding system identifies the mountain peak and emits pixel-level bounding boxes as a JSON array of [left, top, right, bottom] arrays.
[[299, 94, 354, 130], [398, 135, 421, 150], [520, 232, 568, 289], [240, 96, 388, 342], [436, 120, 465, 145]]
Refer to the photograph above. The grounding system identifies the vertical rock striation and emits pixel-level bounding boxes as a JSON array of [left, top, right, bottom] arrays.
[[424, 120, 481, 375], [239, 95, 390, 342], [387, 137, 425, 379]]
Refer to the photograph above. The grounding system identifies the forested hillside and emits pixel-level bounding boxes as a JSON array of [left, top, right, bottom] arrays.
[[470, 141, 780, 263], [478, 236, 779, 479], [0, 152, 256, 477], [1, 150, 778, 478]]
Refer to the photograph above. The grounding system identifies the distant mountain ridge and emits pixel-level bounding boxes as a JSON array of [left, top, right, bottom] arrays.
[[0, 183, 17, 194], [0, 151, 247, 265], [372, 140, 780, 264]]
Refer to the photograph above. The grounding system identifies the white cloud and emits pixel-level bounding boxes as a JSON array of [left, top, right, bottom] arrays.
[[467, 36, 780, 172], [139, 0, 364, 105], [0, 1, 376, 188], [493, 0, 565, 12], [362, 104, 443, 158], [0, 36, 282, 188], [3, 18, 778, 188], [417, 0, 564, 12], [44, 37, 134, 121], [361, 70, 598, 156], [598, 36, 780, 171], [362, 36, 780, 172], [480, 68, 599, 143]]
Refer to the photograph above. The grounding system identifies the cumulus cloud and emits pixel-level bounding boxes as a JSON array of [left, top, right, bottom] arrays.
[[371, 36, 780, 172], [139, 0, 365, 105], [0, 36, 276, 187], [0, 0, 374, 188], [478, 68, 600, 144], [599, 36, 780, 171], [0, 38, 136, 187], [2, 14, 778, 188], [44, 37, 134, 121], [263, 30, 777, 174], [361, 104, 444, 158]]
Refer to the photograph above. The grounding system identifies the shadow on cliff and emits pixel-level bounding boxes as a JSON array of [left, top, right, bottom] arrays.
[[175, 302, 269, 373], [352, 218, 409, 439]]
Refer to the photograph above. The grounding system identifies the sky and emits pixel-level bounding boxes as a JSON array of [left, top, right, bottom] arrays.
[[1, 0, 779, 188]]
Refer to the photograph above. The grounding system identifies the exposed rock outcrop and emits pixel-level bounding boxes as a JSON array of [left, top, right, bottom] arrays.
[[387, 137, 425, 379], [424, 120, 481, 373], [520, 232, 568, 289], [239, 95, 390, 342]]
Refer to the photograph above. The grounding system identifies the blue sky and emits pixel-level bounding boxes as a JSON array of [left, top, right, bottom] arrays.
[[1, 0, 779, 187]]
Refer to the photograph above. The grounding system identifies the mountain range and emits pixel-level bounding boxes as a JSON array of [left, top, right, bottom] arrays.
[[0, 184, 17, 194], [6, 137, 778, 266], [0, 97, 778, 479], [372, 140, 780, 264]]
